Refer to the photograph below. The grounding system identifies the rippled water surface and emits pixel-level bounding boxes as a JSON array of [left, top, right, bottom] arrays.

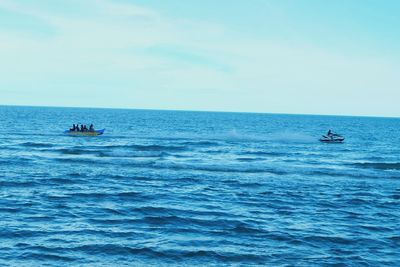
[[0, 106, 399, 266]]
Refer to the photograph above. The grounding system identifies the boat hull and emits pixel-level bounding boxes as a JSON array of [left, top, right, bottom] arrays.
[[64, 129, 105, 136], [319, 135, 344, 143], [319, 138, 344, 143]]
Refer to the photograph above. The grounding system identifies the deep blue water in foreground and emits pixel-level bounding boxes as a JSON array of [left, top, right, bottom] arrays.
[[0, 106, 399, 266]]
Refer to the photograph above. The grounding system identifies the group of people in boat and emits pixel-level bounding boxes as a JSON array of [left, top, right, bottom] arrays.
[[70, 124, 95, 132]]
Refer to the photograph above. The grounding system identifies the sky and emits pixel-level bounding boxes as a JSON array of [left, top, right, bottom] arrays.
[[0, 0, 399, 117]]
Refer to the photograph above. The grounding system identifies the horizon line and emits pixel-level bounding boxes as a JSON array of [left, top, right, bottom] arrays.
[[1, 104, 399, 119]]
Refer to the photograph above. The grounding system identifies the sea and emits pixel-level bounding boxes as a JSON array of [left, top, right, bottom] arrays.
[[0, 106, 399, 266]]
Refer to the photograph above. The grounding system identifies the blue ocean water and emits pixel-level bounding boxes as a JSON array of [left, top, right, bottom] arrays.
[[0, 106, 399, 266]]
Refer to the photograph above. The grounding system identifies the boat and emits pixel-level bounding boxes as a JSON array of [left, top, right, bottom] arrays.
[[319, 133, 344, 143], [64, 129, 105, 136]]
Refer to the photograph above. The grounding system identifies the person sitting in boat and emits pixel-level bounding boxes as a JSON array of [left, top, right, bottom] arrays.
[[89, 124, 95, 132], [83, 125, 88, 132], [327, 129, 333, 136], [70, 124, 76, 131], [80, 124, 84, 132]]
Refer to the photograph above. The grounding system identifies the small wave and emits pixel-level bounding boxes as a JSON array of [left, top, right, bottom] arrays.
[[154, 162, 286, 175], [88, 218, 139, 225], [19, 142, 54, 148], [0, 157, 33, 166], [181, 141, 220, 147], [101, 207, 126, 216], [69, 244, 261, 263], [67, 172, 89, 178], [303, 235, 354, 245], [88, 144, 186, 151], [68, 192, 110, 199], [52, 144, 185, 157], [227, 181, 264, 189], [141, 215, 242, 229], [58, 157, 285, 175], [55, 157, 156, 169], [304, 169, 384, 180], [59, 148, 97, 155], [66, 191, 145, 201], [0, 180, 37, 187], [346, 198, 371, 205], [360, 225, 392, 232], [239, 151, 286, 157], [24, 215, 55, 222], [0, 229, 48, 238], [116, 191, 142, 198], [100, 151, 169, 158], [54, 158, 100, 165], [391, 194, 400, 200], [20, 252, 76, 262], [53, 149, 168, 159], [0, 207, 21, 213], [131, 144, 187, 152], [132, 206, 177, 215], [236, 157, 265, 162], [71, 244, 168, 258], [47, 177, 78, 185], [181, 250, 265, 263], [352, 162, 400, 171], [231, 223, 267, 234], [388, 236, 400, 245]]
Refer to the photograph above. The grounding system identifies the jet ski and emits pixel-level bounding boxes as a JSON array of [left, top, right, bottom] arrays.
[[64, 129, 105, 136], [319, 133, 344, 143]]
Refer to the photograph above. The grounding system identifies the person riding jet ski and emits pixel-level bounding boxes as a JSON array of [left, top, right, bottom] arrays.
[[320, 130, 344, 142]]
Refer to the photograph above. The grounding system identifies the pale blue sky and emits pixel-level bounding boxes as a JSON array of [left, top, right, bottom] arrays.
[[0, 0, 399, 116]]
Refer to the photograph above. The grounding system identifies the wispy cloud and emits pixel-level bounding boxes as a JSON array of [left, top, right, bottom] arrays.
[[0, 0, 398, 116]]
